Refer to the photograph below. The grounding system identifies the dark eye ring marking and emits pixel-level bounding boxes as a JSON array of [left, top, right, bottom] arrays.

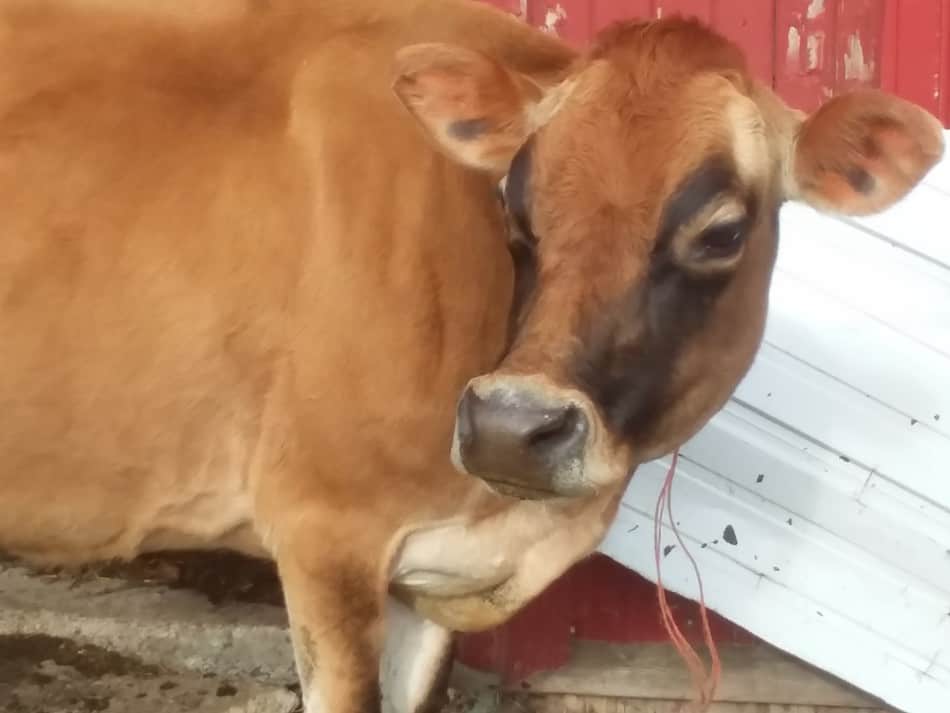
[[656, 155, 758, 274], [656, 156, 738, 250], [498, 138, 539, 351]]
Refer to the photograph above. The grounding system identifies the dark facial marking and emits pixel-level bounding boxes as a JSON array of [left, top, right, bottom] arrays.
[[504, 137, 535, 239], [862, 134, 883, 159], [447, 117, 490, 141], [573, 265, 729, 438], [656, 155, 738, 250], [845, 165, 875, 195], [505, 233, 538, 351], [572, 157, 761, 439], [501, 137, 539, 353]]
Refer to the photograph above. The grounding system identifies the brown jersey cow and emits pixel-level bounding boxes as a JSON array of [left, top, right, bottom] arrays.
[[0, 1, 943, 712]]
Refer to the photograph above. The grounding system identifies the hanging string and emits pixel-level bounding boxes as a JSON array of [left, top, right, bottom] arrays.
[[653, 449, 722, 711]]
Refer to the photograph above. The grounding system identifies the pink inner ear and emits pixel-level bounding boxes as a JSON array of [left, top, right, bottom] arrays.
[[812, 169, 869, 213], [399, 69, 477, 115]]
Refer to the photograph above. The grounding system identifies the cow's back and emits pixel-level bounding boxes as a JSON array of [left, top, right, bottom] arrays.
[[0, 0, 539, 564]]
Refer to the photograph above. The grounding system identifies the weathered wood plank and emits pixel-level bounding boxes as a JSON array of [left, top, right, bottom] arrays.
[[515, 641, 885, 707]]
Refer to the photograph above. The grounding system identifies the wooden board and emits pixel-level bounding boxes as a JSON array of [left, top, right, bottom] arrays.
[[515, 641, 882, 707], [453, 640, 890, 709], [504, 697, 891, 713]]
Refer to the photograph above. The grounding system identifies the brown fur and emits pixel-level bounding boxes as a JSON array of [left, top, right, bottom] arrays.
[[1, 3, 943, 712]]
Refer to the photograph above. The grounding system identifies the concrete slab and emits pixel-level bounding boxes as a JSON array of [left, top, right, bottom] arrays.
[[0, 559, 550, 712], [0, 561, 296, 685], [0, 560, 495, 712], [0, 633, 299, 713]]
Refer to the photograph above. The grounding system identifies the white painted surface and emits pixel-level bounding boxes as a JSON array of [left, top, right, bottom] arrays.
[[600, 131, 950, 713]]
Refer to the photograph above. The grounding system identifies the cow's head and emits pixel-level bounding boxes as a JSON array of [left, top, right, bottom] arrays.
[[393, 18, 944, 500]]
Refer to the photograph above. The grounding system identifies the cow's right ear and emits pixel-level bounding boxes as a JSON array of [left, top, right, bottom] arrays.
[[782, 89, 945, 215], [393, 43, 572, 173]]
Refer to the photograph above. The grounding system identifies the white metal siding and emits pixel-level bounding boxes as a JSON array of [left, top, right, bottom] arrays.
[[600, 132, 950, 713]]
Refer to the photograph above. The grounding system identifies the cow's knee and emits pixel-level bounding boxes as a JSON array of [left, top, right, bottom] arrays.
[[381, 597, 454, 713]]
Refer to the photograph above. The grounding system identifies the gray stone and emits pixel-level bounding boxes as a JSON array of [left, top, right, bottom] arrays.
[[0, 562, 296, 685], [0, 631, 300, 713]]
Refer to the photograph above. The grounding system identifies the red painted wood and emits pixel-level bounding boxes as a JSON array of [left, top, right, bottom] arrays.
[[570, 556, 757, 645], [656, 0, 713, 23], [592, 0, 655, 34], [456, 554, 756, 682], [455, 562, 574, 683], [774, 0, 840, 113], [944, 0, 950, 124], [483, 0, 947, 124], [833, 1, 884, 93], [526, 0, 591, 46], [879, 0, 943, 118], [709, 2, 777, 86], [879, 0, 898, 96]]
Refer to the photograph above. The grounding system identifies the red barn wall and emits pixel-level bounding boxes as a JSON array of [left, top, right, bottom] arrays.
[[456, 0, 950, 684], [484, 0, 950, 122]]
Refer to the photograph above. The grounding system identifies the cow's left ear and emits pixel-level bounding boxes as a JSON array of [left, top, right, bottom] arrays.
[[785, 89, 945, 215], [393, 43, 573, 173]]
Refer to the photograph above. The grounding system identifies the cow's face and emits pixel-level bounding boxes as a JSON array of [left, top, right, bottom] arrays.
[[394, 18, 944, 500]]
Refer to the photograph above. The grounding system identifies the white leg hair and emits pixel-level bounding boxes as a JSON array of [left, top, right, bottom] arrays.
[[381, 596, 454, 713]]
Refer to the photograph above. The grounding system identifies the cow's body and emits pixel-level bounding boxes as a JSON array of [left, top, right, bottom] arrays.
[[0, 2, 607, 711], [2, 2, 943, 712], [0, 0, 534, 566]]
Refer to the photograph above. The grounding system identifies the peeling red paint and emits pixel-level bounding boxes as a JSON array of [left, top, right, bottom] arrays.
[[481, 0, 947, 127], [835, 2, 883, 94], [843, 32, 874, 82], [775, 0, 839, 112], [541, 2, 567, 34]]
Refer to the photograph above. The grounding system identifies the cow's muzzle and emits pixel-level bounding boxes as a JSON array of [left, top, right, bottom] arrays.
[[451, 376, 597, 499]]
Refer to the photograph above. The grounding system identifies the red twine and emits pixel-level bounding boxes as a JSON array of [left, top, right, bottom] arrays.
[[653, 449, 722, 711]]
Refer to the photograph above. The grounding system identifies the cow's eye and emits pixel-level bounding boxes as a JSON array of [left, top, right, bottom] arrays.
[[669, 198, 749, 275], [697, 221, 745, 259]]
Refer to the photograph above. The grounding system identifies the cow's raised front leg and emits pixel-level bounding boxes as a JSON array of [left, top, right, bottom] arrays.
[[277, 549, 454, 713], [381, 597, 454, 713], [277, 544, 386, 713]]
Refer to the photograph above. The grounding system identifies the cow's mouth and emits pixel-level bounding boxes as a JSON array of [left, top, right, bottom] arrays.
[[478, 477, 563, 501]]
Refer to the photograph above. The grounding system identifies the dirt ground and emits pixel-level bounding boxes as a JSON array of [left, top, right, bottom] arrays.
[[28, 550, 287, 610], [0, 551, 521, 713], [0, 631, 521, 713], [0, 633, 302, 713], [0, 631, 518, 713]]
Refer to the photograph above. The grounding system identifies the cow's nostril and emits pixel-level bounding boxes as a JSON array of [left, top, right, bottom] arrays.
[[525, 405, 581, 450], [455, 387, 476, 450], [455, 387, 589, 493]]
